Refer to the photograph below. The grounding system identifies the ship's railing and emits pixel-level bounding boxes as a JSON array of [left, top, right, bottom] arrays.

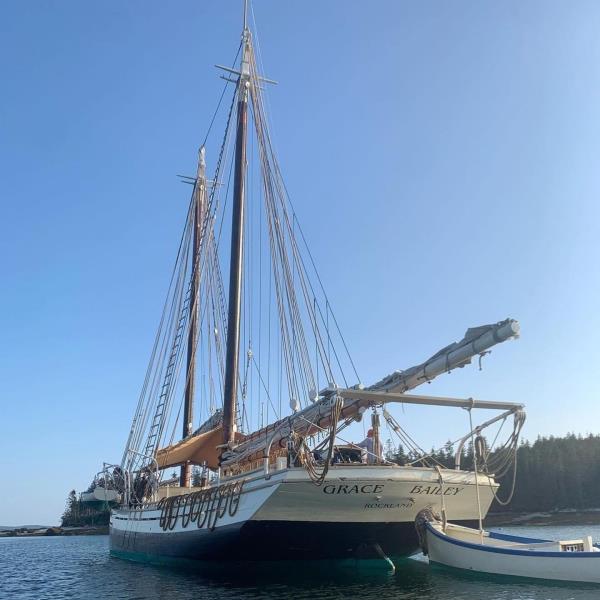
[[101, 450, 159, 507], [95, 462, 127, 504], [125, 449, 160, 505]]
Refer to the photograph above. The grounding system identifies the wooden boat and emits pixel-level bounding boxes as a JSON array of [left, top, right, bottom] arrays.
[[99, 0, 526, 568], [419, 516, 600, 583]]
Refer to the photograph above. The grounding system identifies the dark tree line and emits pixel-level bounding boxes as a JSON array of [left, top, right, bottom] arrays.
[[387, 433, 600, 513], [494, 434, 600, 513]]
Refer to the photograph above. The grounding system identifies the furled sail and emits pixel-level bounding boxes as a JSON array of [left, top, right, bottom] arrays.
[[369, 319, 519, 393], [155, 410, 244, 470], [221, 318, 520, 467], [156, 426, 227, 470]]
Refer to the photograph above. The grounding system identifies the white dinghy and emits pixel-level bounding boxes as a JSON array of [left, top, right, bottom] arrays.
[[416, 511, 600, 584]]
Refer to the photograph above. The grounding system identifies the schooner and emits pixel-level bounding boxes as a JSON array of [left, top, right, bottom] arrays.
[[106, 5, 525, 566]]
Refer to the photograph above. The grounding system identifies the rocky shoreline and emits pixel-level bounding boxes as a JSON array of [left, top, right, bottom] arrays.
[[5, 510, 600, 538], [0, 525, 109, 537]]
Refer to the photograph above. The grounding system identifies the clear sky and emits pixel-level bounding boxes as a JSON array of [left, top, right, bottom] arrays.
[[1, 1, 599, 526]]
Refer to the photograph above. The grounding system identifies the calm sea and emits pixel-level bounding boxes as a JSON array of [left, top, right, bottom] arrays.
[[1, 525, 600, 599]]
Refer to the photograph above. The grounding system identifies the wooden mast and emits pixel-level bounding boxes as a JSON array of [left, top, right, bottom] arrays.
[[222, 25, 251, 452], [180, 147, 206, 487]]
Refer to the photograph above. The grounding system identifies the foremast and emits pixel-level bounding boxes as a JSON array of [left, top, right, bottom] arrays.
[[222, 25, 252, 452], [180, 147, 207, 487]]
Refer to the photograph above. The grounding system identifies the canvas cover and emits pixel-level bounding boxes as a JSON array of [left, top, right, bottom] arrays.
[[156, 426, 246, 469]]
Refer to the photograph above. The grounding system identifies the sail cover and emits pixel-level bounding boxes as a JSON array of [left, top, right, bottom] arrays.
[[368, 319, 519, 394], [155, 427, 224, 470], [156, 425, 246, 470]]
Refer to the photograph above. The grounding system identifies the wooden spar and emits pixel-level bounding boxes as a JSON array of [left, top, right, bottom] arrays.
[[180, 148, 206, 487], [221, 391, 524, 467], [222, 30, 251, 452], [220, 318, 522, 467], [337, 390, 524, 412], [369, 319, 520, 394]]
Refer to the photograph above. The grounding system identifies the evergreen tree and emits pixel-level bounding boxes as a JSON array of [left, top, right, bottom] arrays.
[[386, 443, 408, 465], [442, 440, 455, 468], [191, 467, 203, 487], [492, 433, 600, 513], [61, 490, 78, 527], [60, 489, 111, 527]]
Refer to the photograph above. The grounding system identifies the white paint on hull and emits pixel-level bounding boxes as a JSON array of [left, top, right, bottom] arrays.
[[111, 465, 496, 537], [427, 522, 600, 583], [253, 466, 495, 523]]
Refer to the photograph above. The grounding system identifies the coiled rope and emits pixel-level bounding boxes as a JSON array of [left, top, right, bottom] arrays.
[[157, 479, 245, 532], [297, 395, 344, 486], [479, 410, 525, 506]]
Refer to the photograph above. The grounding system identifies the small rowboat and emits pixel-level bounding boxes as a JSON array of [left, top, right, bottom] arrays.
[[417, 512, 600, 583]]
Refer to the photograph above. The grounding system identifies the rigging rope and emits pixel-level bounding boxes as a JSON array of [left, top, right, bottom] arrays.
[[479, 410, 525, 506], [296, 395, 344, 486], [124, 26, 370, 482]]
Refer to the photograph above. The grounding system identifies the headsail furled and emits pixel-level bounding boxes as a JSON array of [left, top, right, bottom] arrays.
[[220, 318, 520, 468], [369, 319, 519, 393]]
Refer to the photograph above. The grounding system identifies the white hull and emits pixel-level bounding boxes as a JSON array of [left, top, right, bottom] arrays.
[[110, 465, 496, 562], [426, 521, 600, 583]]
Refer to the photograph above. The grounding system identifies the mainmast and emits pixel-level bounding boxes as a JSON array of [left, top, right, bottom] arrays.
[[222, 25, 252, 451], [180, 147, 206, 487]]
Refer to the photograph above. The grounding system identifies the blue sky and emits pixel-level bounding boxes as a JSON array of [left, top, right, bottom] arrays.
[[1, 1, 599, 525]]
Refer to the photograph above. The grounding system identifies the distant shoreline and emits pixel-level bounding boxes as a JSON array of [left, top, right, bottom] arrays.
[[4, 510, 600, 537], [0, 526, 108, 538], [486, 509, 600, 527]]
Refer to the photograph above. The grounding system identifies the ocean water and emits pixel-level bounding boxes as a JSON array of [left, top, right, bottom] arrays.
[[1, 525, 600, 599]]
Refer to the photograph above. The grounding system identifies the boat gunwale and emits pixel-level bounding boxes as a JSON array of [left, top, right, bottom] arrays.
[[426, 521, 600, 558], [114, 465, 498, 515]]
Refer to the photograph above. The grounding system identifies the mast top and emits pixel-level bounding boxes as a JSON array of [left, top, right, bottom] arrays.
[[240, 28, 251, 88], [215, 2, 277, 91]]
